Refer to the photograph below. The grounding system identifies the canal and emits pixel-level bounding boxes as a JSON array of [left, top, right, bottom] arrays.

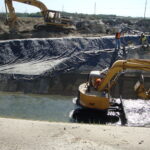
[[0, 92, 74, 122]]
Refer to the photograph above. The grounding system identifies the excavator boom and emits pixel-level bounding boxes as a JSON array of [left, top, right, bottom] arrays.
[[12, 0, 48, 12], [98, 59, 150, 91]]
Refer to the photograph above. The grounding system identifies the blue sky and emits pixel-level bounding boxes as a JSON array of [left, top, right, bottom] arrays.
[[0, 0, 150, 18]]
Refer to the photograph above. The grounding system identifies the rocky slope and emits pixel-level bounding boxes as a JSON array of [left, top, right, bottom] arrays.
[[0, 36, 149, 95]]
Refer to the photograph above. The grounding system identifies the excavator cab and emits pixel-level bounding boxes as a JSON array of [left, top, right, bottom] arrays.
[[44, 10, 60, 23], [44, 10, 73, 25], [77, 68, 110, 111], [88, 68, 108, 91], [34, 9, 74, 30]]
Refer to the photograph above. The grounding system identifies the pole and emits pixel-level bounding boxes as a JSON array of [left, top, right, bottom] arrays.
[[62, 5, 64, 12], [94, 2, 96, 15], [144, 0, 147, 19]]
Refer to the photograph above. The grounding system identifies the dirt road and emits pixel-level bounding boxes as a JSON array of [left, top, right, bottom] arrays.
[[0, 117, 150, 150]]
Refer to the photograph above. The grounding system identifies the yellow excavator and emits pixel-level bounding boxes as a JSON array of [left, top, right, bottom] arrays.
[[77, 59, 150, 111], [5, 0, 75, 32]]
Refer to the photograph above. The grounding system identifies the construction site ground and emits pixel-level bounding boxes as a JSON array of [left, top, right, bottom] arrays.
[[0, 117, 150, 150], [0, 16, 150, 150]]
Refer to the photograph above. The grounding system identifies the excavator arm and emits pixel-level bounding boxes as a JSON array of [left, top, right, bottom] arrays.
[[12, 0, 48, 11], [98, 59, 150, 99], [11, 0, 48, 17], [98, 59, 150, 91]]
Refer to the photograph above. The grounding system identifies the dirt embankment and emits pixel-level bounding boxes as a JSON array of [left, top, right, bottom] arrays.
[[0, 36, 149, 95], [0, 17, 97, 40], [0, 16, 150, 40], [0, 17, 69, 40]]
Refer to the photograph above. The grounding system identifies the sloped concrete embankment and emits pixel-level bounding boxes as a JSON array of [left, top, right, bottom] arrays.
[[0, 36, 149, 95]]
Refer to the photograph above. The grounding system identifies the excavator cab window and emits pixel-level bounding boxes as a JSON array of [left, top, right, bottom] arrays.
[[89, 69, 108, 89], [45, 10, 61, 23]]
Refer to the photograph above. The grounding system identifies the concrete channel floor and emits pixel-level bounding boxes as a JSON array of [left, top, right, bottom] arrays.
[[0, 117, 150, 150]]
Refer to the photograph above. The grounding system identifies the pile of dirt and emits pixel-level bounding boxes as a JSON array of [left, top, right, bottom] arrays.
[[76, 20, 106, 34], [0, 16, 150, 40]]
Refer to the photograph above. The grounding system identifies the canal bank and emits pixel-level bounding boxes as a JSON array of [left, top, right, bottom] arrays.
[[0, 117, 150, 150], [0, 36, 148, 95], [0, 36, 150, 127]]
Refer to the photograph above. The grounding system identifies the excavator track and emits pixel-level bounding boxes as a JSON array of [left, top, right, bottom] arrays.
[[34, 24, 75, 33], [70, 96, 126, 125]]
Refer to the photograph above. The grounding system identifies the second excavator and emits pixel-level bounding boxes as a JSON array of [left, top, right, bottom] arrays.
[[76, 59, 150, 111], [5, 0, 75, 32]]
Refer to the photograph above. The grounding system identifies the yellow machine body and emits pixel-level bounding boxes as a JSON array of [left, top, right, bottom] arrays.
[[79, 83, 110, 110], [5, 0, 74, 32], [78, 59, 150, 110]]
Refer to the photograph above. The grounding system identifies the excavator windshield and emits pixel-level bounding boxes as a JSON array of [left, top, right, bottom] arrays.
[[44, 10, 61, 22]]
